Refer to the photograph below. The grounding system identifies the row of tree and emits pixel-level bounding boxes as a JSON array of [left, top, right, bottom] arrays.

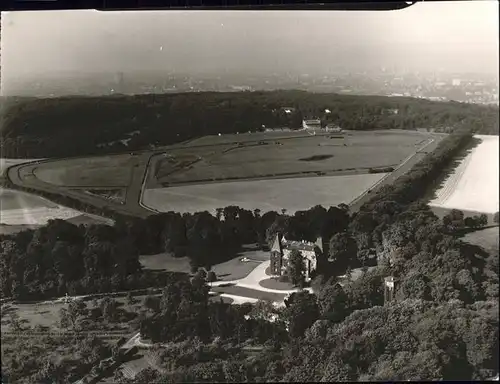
[[2, 91, 498, 158]]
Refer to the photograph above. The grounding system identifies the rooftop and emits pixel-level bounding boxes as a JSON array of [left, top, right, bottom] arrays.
[[283, 240, 316, 252]]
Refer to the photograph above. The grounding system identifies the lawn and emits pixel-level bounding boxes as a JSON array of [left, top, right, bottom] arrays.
[[0, 187, 58, 210], [1, 297, 139, 337], [259, 278, 294, 291], [142, 173, 386, 215], [139, 253, 191, 274], [157, 130, 424, 184], [139, 246, 270, 281], [32, 154, 144, 187], [429, 135, 499, 214]]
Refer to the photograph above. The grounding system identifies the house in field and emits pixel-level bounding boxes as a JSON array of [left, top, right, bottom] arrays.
[[269, 234, 323, 281], [302, 119, 322, 130]]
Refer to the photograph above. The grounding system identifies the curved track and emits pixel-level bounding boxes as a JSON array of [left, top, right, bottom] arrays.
[[6, 132, 443, 219]]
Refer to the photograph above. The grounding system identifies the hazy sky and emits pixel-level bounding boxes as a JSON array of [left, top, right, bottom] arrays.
[[1, 1, 499, 86]]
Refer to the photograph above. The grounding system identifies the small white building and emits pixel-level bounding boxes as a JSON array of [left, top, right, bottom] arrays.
[[302, 119, 322, 130], [326, 124, 343, 133]]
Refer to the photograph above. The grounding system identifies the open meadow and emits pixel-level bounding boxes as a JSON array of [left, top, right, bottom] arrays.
[[139, 245, 270, 281], [32, 154, 144, 188], [0, 188, 58, 211], [430, 135, 499, 214], [462, 226, 499, 254], [143, 173, 386, 214], [153, 130, 427, 185]]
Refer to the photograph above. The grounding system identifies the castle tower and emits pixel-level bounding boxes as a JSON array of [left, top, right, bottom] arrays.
[[384, 276, 396, 306], [270, 233, 284, 276]]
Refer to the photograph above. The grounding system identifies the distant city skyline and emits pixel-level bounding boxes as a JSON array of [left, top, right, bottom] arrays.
[[1, 2, 498, 95]]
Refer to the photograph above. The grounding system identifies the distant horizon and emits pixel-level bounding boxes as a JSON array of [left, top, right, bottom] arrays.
[[1, 2, 498, 95]]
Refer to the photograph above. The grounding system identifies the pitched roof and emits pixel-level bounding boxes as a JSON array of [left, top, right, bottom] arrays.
[[271, 233, 282, 252]]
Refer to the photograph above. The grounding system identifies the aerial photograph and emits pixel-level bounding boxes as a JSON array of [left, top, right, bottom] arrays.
[[0, 2, 499, 383]]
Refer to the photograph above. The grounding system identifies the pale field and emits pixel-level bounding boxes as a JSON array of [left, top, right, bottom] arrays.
[[0, 187, 57, 210], [157, 131, 425, 184], [0, 206, 82, 226], [0, 188, 82, 225], [33, 155, 142, 187], [143, 173, 386, 215], [430, 135, 499, 214]]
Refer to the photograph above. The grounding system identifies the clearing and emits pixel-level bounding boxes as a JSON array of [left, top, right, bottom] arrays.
[[462, 226, 499, 254], [429, 135, 499, 214], [142, 173, 386, 215]]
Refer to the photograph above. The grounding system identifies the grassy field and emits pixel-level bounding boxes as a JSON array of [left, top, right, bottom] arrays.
[[462, 226, 499, 253], [143, 173, 386, 215], [0, 188, 82, 226], [259, 278, 295, 291], [1, 301, 64, 333], [0, 187, 58, 210], [32, 154, 144, 187], [139, 246, 270, 281], [154, 131, 425, 185]]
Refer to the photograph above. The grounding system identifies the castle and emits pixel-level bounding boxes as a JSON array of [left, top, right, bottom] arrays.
[[269, 234, 324, 281]]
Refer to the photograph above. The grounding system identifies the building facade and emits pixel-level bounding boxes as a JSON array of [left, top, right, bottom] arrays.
[[270, 234, 323, 281], [326, 124, 343, 133], [302, 119, 322, 130]]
